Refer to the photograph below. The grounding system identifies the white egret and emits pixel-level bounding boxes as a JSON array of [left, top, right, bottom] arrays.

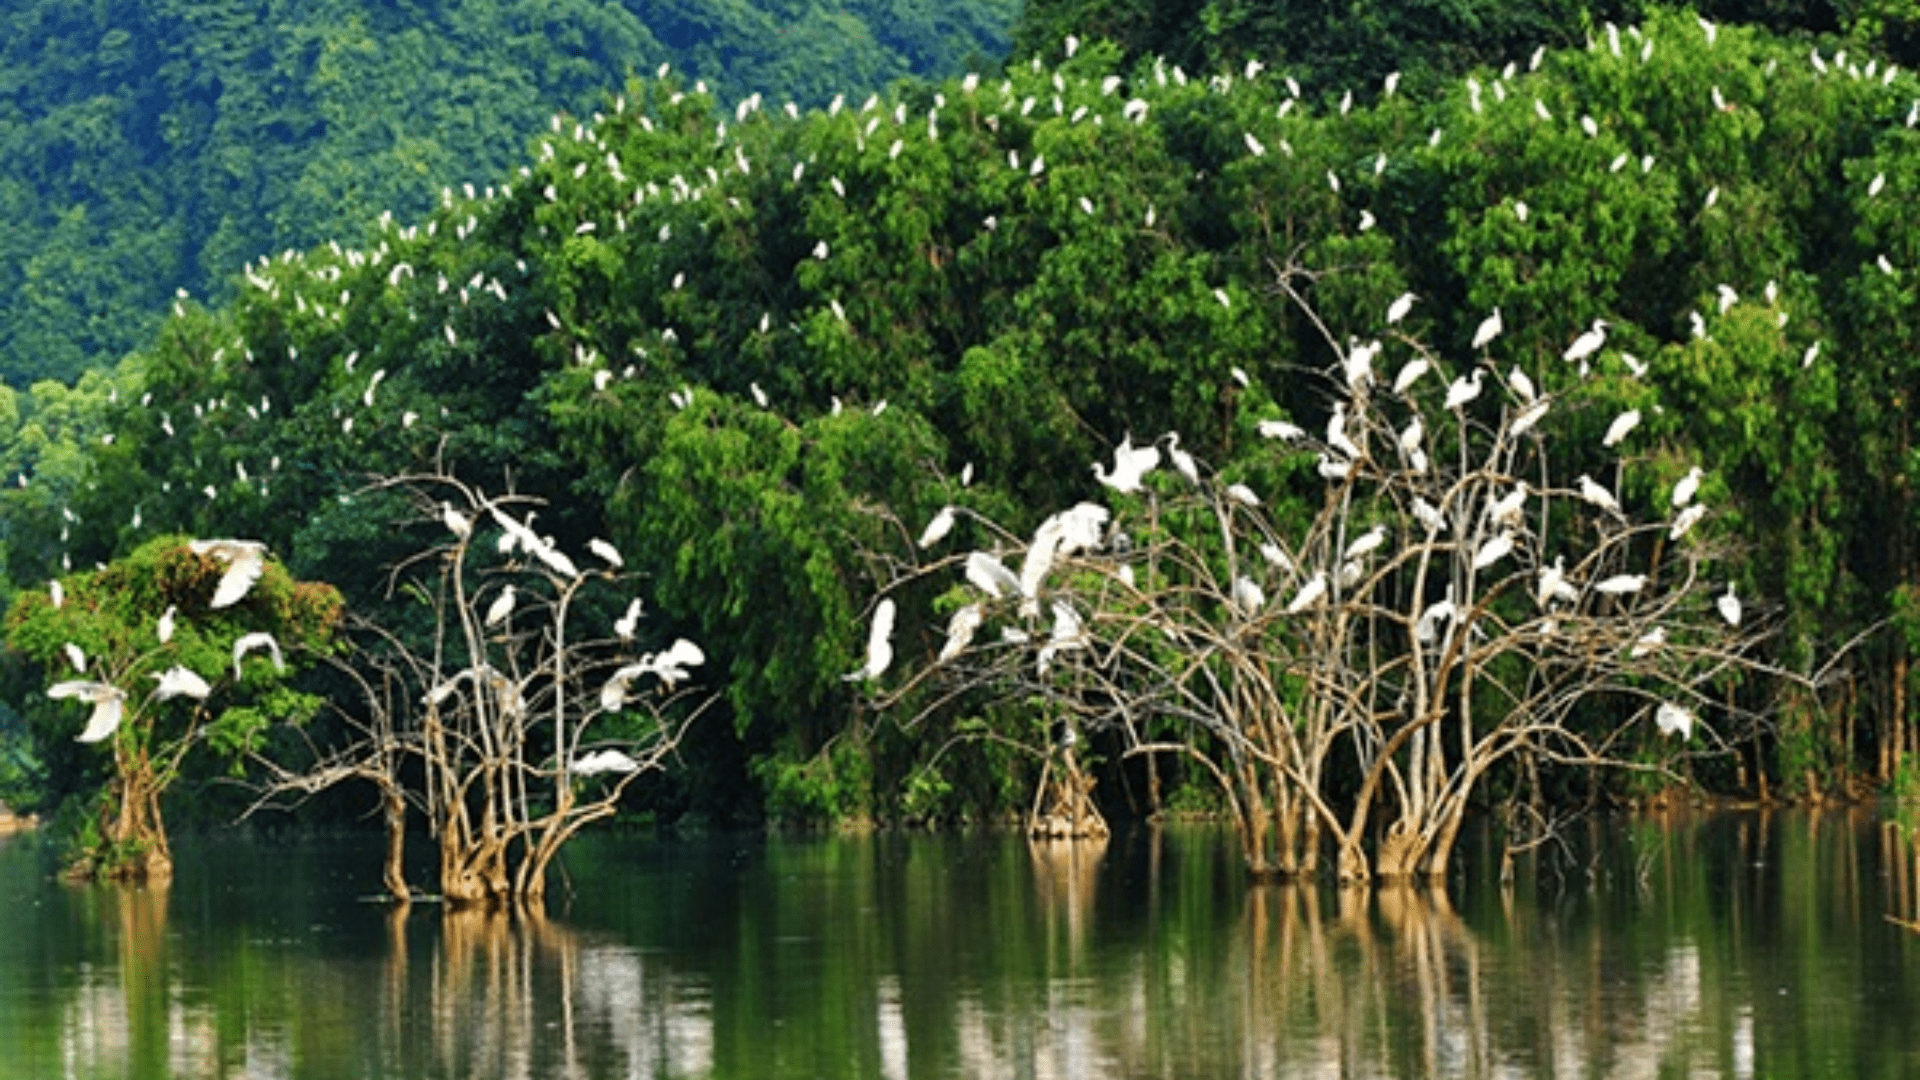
[[1564, 319, 1609, 363], [158, 605, 176, 644], [1718, 582, 1743, 627], [1093, 435, 1160, 493], [442, 502, 473, 539], [1577, 475, 1621, 514], [1285, 572, 1328, 614], [1445, 369, 1486, 410], [1593, 573, 1647, 595], [485, 585, 517, 628], [1327, 403, 1362, 459], [965, 551, 1021, 599], [152, 667, 212, 701], [1393, 357, 1430, 395], [1036, 600, 1088, 673], [572, 749, 641, 776], [51, 681, 127, 743], [49, 580, 62, 608], [63, 643, 86, 673], [938, 603, 984, 661], [1259, 542, 1292, 570], [1472, 308, 1504, 350], [588, 538, 624, 568], [1655, 701, 1694, 739], [1536, 556, 1577, 608], [1602, 409, 1641, 448], [1412, 496, 1446, 534], [1163, 433, 1199, 484], [844, 599, 896, 681], [232, 632, 285, 679], [1345, 524, 1388, 561], [1488, 482, 1528, 528], [1231, 576, 1266, 616], [1472, 530, 1515, 570], [1671, 466, 1703, 508], [1257, 419, 1304, 440], [1226, 483, 1261, 507], [614, 597, 643, 641], [1670, 504, 1708, 540], [917, 506, 957, 549], [189, 539, 268, 608], [1343, 339, 1380, 392], [1508, 366, 1536, 403], [1398, 416, 1425, 468], [1386, 292, 1417, 325], [1630, 626, 1666, 658], [1510, 398, 1551, 436]]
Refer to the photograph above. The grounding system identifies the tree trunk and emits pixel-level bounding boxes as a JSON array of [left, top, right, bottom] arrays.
[[381, 785, 409, 901]]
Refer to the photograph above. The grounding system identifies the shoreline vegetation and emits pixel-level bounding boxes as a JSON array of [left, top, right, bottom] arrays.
[[7, 2, 1920, 889]]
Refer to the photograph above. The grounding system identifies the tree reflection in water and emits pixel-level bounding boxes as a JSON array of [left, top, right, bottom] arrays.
[[10, 815, 1920, 1079]]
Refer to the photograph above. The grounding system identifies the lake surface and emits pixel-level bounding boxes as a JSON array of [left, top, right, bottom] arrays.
[[1, 810, 1917, 1078]]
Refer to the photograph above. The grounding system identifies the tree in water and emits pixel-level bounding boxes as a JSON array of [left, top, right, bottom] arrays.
[[864, 292, 1791, 882], [5, 535, 341, 880], [251, 474, 708, 907]]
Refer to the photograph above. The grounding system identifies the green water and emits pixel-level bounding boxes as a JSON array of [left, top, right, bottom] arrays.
[[0, 810, 1916, 1078]]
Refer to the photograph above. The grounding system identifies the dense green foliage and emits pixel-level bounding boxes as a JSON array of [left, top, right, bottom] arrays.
[[0, 0, 1019, 387], [11, 5, 1920, 836]]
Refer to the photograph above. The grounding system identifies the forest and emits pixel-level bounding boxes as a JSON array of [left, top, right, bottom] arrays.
[[7, 0, 1920, 878]]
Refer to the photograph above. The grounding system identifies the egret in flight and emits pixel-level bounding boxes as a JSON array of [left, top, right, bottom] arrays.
[[232, 632, 286, 679], [51, 681, 127, 743], [190, 539, 268, 608], [1093, 436, 1160, 493], [151, 667, 212, 701]]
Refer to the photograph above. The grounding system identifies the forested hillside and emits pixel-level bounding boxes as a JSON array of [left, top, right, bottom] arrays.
[[9, 4, 1920, 834], [0, 0, 1018, 387]]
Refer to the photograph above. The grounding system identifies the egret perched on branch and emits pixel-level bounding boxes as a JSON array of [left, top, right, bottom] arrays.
[[938, 603, 984, 661], [589, 538, 624, 568], [1345, 524, 1388, 561], [1036, 600, 1088, 673], [844, 599, 896, 681], [189, 539, 268, 608], [1671, 466, 1703, 508], [1286, 572, 1328, 614], [1593, 573, 1647, 595], [63, 643, 86, 673], [157, 605, 176, 644], [1472, 308, 1504, 350], [1386, 292, 1417, 326], [1163, 433, 1199, 484], [1231, 576, 1266, 617], [614, 598, 643, 641], [1258, 419, 1304, 441], [572, 749, 641, 776], [1393, 357, 1430, 396], [485, 585, 517, 628], [1536, 556, 1577, 608], [1577, 475, 1621, 515], [1093, 435, 1160, 493], [1718, 582, 1743, 626], [1564, 319, 1609, 363], [1446, 369, 1486, 411], [232, 632, 285, 679], [1603, 409, 1641, 448], [442, 502, 473, 539], [51, 681, 127, 743], [917, 506, 957, 548], [1327, 403, 1362, 459], [1472, 531, 1515, 570], [965, 551, 1021, 600], [1670, 504, 1707, 540], [1655, 701, 1694, 739]]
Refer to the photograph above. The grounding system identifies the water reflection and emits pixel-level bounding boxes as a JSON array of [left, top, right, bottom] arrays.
[[2, 813, 1917, 1079]]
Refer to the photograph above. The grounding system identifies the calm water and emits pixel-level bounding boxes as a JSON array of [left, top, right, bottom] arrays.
[[1, 811, 1917, 1079]]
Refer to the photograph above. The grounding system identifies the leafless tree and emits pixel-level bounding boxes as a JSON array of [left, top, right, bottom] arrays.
[[251, 473, 708, 905], [868, 303, 1785, 882]]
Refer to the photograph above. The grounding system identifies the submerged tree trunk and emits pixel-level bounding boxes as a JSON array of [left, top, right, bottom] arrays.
[[1028, 749, 1108, 839], [77, 752, 173, 882]]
